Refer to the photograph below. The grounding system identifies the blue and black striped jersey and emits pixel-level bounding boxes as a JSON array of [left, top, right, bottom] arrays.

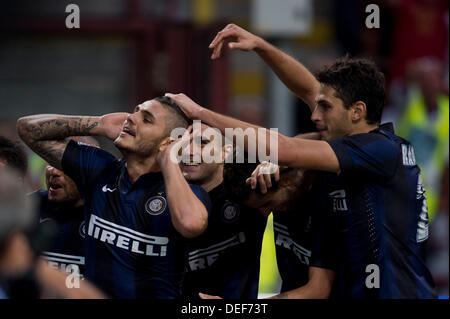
[[182, 184, 267, 299], [61, 140, 211, 299], [319, 122, 436, 298], [273, 181, 335, 293], [273, 200, 313, 292], [33, 190, 86, 277]]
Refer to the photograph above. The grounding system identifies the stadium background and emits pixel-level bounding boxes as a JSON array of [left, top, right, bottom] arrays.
[[0, 0, 448, 297]]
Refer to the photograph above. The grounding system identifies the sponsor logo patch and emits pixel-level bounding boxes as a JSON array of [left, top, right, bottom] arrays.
[[187, 232, 246, 271], [87, 214, 168, 257]]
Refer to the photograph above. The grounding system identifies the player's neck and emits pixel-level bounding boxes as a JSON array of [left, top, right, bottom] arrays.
[[125, 154, 160, 184], [201, 167, 224, 192], [349, 121, 379, 136]]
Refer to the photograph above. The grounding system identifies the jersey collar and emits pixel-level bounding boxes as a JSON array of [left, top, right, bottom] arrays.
[[119, 161, 164, 193]]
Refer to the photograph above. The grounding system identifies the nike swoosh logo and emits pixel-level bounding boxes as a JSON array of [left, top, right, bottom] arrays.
[[39, 218, 52, 223], [102, 185, 117, 193]]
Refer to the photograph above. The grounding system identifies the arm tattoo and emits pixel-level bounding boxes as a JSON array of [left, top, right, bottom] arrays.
[[31, 140, 67, 171], [17, 115, 101, 170]]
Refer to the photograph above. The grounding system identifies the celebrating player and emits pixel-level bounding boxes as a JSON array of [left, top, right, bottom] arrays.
[[32, 136, 100, 279], [166, 29, 436, 297], [17, 96, 211, 298], [181, 123, 267, 299], [201, 158, 334, 299]]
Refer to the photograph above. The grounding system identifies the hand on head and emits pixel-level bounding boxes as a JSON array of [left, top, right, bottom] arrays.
[[246, 161, 280, 194], [164, 93, 203, 120]]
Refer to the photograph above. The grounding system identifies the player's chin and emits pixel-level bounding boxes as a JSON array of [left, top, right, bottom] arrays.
[[182, 171, 198, 182], [48, 194, 66, 202], [323, 131, 336, 141], [114, 137, 131, 150]]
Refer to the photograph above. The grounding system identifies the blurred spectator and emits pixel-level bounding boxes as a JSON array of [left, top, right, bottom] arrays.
[[392, 58, 449, 296], [0, 167, 38, 298], [396, 58, 449, 221], [427, 165, 449, 296]]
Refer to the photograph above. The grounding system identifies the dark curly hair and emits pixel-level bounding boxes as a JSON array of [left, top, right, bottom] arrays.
[[316, 56, 386, 125], [0, 136, 27, 177]]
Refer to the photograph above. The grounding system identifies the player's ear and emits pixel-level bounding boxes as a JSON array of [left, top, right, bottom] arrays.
[[351, 101, 366, 122], [158, 136, 172, 149]]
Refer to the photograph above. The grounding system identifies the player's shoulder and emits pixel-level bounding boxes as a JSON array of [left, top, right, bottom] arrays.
[[66, 139, 118, 163], [188, 183, 211, 204], [334, 123, 401, 156], [189, 183, 209, 195]]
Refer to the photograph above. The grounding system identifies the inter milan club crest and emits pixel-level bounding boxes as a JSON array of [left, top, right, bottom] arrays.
[[145, 196, 167, 216], [79, 221, 86, 238], [221, 202, 240, 223]]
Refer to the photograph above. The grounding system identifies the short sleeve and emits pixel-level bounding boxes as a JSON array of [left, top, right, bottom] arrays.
[[61, 140, 117, 198], [327, 133, 400, 179]]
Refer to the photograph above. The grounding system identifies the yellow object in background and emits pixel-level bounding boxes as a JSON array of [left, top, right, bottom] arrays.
[[396, 90, 449, 221], [258, 212, 281, 297], [193, 0, 216, 26]]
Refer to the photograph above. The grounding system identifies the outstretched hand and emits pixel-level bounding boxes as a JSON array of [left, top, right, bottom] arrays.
[[209, 24, 261, 60], [100, 112, 129, 141]]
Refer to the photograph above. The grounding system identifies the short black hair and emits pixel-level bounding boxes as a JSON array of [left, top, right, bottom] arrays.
[[222, 150, 279, 202], [0, 136, 27, 177], [316, 56, 386, 125], [223, 162, 258, 203], [153, 96, 192, 134]]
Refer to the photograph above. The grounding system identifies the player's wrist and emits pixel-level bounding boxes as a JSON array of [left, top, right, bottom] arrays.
[[253, 36, 268, 54]]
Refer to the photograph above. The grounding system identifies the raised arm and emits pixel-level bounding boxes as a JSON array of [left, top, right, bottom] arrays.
[[209, 24, 320, 111], [17, 113, 128, 170], [156, 139, 208, 238], [166, 93, 339, 173]]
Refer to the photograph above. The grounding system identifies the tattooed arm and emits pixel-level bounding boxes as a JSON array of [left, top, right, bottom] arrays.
[[17, 113, 127, 170]]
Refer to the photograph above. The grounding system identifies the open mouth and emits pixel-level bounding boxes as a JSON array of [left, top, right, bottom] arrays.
[[122, 126, 135, 137], [49, 181, 63, 192], [183, 163, 200, 167], [316, 127, 327, 137]]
